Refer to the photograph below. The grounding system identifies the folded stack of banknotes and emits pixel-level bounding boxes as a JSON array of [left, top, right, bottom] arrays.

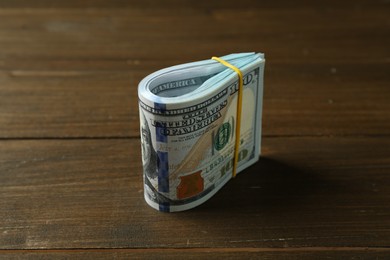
[[138, 52, 265, 212]]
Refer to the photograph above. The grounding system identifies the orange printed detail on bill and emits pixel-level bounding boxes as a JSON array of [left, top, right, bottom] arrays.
[[177, 171, 204, 199]]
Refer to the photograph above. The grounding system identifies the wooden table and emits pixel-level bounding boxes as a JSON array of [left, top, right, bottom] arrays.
[[1, 0, 389, 258]]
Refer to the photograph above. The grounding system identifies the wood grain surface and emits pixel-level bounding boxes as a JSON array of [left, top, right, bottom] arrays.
[[0, 0, 389, 258]]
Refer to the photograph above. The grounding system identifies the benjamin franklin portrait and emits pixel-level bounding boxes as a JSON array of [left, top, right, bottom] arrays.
[[140, 111, 158, 180]]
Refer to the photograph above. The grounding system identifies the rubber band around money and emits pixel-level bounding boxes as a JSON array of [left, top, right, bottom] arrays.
[[211, 56, 243, 178]]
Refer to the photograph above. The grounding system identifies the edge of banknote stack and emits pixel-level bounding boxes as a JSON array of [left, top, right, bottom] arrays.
[[138, 52, 265, 212]]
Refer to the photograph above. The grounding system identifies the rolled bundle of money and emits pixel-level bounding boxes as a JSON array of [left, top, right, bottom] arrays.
[[138, 53, 265, 212]]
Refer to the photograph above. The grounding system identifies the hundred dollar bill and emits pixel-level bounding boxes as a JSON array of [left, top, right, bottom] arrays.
[[138, 52, 265, 212]]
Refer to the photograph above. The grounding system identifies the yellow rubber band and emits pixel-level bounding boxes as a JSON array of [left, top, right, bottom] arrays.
[[212, 56, 243, 178]]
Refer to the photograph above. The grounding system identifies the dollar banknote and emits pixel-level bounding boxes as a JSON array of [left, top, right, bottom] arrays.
[[138, 53, 265, 212]]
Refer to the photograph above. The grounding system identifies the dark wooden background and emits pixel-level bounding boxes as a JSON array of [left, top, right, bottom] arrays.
[[0, 0, 389, 258]]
